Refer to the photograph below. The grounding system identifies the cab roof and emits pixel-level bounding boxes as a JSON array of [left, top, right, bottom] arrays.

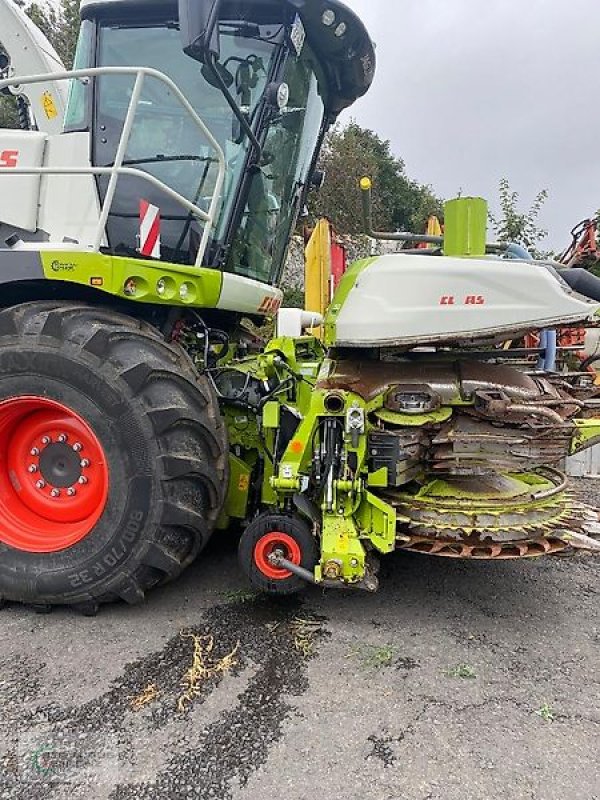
[[79, 0, 376, 116]]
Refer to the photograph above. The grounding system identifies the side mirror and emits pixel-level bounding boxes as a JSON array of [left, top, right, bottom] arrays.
[[178, 0, 221, 63], [178, 0, 263, 165]]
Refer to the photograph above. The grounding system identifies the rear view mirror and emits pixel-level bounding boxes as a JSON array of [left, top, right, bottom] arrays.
[[178, 0, 221, 63]]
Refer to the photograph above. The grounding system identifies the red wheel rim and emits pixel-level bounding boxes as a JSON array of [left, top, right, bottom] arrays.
[[254, 531, 302, 580], [0, 396, 109, 553]]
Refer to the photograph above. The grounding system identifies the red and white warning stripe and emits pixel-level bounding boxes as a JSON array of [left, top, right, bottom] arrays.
[[139, 199, 161, 259]]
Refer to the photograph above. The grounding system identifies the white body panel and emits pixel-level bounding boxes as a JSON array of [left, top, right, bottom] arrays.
[[218, 272, 283, 315], [333, 255, 600, 347], [38, 133, 102, 246], [0, 129, 46, 230], [277, 309, 323, 337], [0, 0, 67, 134]]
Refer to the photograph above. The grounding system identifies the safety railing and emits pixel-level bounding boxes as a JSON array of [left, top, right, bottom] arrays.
[[0, 66, 227, 267]]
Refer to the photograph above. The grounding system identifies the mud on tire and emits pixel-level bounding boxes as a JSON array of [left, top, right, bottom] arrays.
[[0, 302, 228, 610]]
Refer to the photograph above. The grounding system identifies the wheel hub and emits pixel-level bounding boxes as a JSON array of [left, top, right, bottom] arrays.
[[39, 442, 83, 488], [254, 532, 301, 580], [0, 396, 109, 553]]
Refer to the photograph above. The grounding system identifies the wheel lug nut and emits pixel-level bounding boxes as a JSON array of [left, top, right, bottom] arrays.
[[50, 488, 60, 498], [80, 459, 90, 468], [30, 448, 39, 457], [72, 443, 82, 452], [28, 464, 38, 474], [67, 487, 76, 497], [36, 480, 46, 490], [78, 476, 88, 485], [41, 436, 51, 445], [57, 434, 68, 443]]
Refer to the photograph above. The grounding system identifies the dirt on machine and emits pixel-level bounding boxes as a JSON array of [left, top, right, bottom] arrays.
[[0, 0, 599, 613]]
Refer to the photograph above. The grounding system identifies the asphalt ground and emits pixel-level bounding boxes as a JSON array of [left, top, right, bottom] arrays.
[[0, 481, 599, 800]]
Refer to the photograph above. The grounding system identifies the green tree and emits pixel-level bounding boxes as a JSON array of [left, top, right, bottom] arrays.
[[16, 0, 80, 67], [490, 178, 548, 257], [282, 287, 304, 309], [55, 0, 81, 69], [308, 122, 442, 236]]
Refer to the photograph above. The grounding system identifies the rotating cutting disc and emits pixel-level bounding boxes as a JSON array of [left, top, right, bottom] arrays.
[[381, 468, 600, 557]]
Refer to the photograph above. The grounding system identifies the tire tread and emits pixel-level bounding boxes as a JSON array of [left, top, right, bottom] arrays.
[[0, 302, 228, 608]]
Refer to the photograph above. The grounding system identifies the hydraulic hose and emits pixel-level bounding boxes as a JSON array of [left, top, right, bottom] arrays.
[[559, 268, 600, 302], [537, 330, 548, 371], [503, 242, 533, 260], [544, 330, 557, 372], [16, 96, 31, 130]]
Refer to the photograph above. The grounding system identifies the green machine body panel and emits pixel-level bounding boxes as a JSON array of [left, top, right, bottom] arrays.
[[443, 197, 488, 258], [40, 251, 223, 308]]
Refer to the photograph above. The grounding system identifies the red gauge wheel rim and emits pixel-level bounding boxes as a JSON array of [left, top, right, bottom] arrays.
[[0, 396, 109, 553], [254, 531, 302, 580]]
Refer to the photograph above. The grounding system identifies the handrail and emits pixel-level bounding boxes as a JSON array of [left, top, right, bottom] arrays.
[[0, 66, 227, 267]]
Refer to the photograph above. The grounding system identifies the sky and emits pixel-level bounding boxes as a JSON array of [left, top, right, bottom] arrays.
[[338, 0, 600, 250]]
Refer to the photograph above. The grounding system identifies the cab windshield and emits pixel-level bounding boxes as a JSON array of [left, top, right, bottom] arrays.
[[81, 15, 326, 283], [92, 18, 278, 265], [226, 43, 325, 284]]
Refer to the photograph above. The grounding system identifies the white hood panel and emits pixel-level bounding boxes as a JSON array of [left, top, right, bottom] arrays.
[[333, 255, 599, 347]]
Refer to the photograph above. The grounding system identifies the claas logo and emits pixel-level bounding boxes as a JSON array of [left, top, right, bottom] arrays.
[[439, 294, 486, 306], [258, 295, 282, 314], [0, 150, 19, 168]]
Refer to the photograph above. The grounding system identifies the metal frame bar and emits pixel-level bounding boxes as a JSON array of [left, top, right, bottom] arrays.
[[0, 66, 227, 267]]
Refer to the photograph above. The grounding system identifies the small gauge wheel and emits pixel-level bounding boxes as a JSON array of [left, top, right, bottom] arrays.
[[238, 513, 318, 595]]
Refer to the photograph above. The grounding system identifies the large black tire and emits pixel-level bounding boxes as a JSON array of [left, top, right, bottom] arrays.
[[0, 302, 228, 610]]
